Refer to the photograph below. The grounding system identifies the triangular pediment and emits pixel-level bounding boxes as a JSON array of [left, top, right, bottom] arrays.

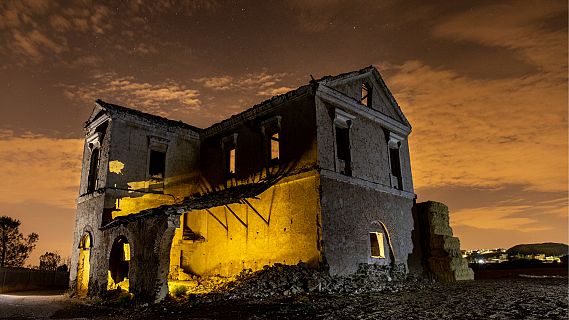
[[86, 102, 107, 125], [318, 67, 411, 128]]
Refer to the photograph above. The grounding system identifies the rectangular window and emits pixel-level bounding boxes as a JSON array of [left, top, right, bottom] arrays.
[[370, 232, 385, 258], [335, 126, 351, 176], [361, 83, 372, 107], [148, 150, 166, 179], [270, 132, 279, 162], [227, 147, 236, 175], [389, 148, 402, 190], [87, 148, 100, 193]]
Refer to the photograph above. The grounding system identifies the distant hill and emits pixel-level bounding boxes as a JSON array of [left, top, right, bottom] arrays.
[[507, 243, 568, 256]]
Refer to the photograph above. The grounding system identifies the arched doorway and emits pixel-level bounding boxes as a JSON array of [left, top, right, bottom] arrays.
[[108, 236, 131, 292], [76, 233, 91, 297]]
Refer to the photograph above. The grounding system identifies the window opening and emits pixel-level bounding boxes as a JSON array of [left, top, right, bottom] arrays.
[[270, 132, 280, 163], [87, 148, 100, 193], [148, 150, 166, 179], [335, 126, 351, 176], [370, 232, 385, 258], [361, 83, 372, 107], [389, 147, 402, 190], [227, 147, 236, 176], [222, 134, 238, 179]]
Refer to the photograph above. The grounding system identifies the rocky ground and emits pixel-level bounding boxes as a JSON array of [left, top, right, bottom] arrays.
[[1, 277, 566, 320]]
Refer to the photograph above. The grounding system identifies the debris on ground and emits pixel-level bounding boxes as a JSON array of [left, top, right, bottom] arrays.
[[170, 263, 429, 301]]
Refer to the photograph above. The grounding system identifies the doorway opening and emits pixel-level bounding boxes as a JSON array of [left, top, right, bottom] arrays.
[[108, 236, 131, 292]]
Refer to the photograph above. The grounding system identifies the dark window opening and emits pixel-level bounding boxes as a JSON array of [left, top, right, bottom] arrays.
[[361, 83, 372, 107], [87, 148, 100, 193], [370, 232, 385, 258], [335, 126, 351, 176], [148, 150, 166, 179], [389, 147, 403, 190]]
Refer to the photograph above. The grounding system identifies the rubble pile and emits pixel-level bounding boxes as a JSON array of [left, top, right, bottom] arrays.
[[175, 262, 427, 300]]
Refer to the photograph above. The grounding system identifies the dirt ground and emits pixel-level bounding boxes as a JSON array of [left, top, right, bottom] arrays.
[[0, 290, 72, 319], [0, 278, 567, 320]]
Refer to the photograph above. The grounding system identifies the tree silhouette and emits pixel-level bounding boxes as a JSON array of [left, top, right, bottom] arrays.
[[39, 252, 61, 271], [0, 216, 39, 267]]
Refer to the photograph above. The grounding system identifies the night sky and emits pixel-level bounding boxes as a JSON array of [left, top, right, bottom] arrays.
[[0, 0, 567, 265]]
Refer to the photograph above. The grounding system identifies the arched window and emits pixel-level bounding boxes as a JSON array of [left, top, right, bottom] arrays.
[[79, 233, 92, 249]]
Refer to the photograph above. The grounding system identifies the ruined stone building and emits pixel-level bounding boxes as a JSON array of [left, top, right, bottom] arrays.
[[71, 66, 471, 302]]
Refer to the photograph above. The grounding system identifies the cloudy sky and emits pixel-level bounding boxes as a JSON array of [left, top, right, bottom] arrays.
[[0, 0, 567, 265]]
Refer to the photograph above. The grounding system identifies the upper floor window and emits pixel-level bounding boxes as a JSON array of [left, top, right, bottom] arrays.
[[361, 82, 372, 107], [335, 126, 351, 176], [387, 132, 403, 190], [260, 116, 282, 168], [227, 147, 236, 175], [222, 133, 238, 178], [147, 136, 169, 192], [87, 148, 100, 193], [270, 132, 280, 163], [334, 109, 356, 176], [148, 150, 166, 179], [85, 129, 104, 193]]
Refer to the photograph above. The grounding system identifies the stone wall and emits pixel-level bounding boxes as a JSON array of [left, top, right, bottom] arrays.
[[314, 88, 414, 194], [71, 104, 200, 300], [70, 68, 422, 301], [319, 176, 415, 274], [314, 74, 416, 275], [414, 201, 474, 282], [89, 213, 178, 302]]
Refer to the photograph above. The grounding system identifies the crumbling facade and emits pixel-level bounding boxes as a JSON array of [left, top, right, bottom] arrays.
[[70, 67, 469, 302]]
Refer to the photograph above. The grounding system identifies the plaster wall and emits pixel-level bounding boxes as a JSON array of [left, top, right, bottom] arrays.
[[172, 171, 322, 277], [105, 117, 200, 220]]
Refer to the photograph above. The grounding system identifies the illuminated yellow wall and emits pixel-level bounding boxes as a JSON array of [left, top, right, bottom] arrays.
[[170, 171, 322, 277], [76, 248, 90, 297], [111, 192, 175, 219]]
